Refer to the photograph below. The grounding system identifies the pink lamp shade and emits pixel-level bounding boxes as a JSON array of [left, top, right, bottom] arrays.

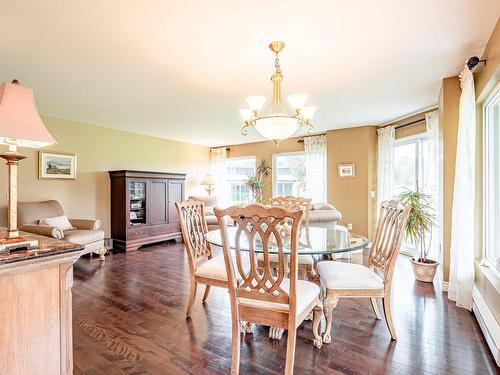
[[0, 80, 56, 148]]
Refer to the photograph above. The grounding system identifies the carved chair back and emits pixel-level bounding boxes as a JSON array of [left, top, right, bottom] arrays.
[[176, 199, 212, 274], [271, 196, 312, 227], [369, 200, 411, 286], [214, 204, 303, 308]]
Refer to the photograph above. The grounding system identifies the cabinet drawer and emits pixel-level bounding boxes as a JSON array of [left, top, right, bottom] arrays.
[[127, 228, 148, 239], [149, 224, 177, 236]]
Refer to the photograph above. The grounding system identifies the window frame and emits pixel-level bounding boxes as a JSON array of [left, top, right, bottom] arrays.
[[272, 151, 306, 198], [224, 155, 256, 206], [393, 133, 429, 256], [482, 83, 500, 275]]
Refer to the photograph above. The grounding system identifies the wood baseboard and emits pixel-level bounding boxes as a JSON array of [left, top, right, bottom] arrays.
[[442, 281, 449, 291], [472, 285, 500, 367]]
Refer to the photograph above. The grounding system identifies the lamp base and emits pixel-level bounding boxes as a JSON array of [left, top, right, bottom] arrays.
[[0, 236, 39, 254]]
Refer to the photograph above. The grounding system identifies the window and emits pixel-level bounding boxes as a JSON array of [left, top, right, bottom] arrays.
[[393, 135, 431, 255], [393, 136, 430, 195], [483, 86, 500, 274], [225, 156, 255, 206], [273, 152, 306, 197]]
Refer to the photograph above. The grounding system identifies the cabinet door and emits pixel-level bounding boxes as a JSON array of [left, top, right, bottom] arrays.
[[168, 180, 184, 223], [149, 179, 168, 225]]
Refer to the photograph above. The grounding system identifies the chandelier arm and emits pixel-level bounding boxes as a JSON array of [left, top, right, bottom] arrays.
[[241, 120, 255, 136]]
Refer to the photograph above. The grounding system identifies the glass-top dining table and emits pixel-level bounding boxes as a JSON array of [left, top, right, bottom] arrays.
[[205, 225, 369, 257], [205, 225, 369, 340]]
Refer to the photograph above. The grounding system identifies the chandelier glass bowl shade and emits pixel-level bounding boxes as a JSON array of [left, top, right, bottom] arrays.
[[240, 41, 315, 145]]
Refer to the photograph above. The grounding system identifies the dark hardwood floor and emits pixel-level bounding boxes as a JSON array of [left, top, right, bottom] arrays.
[[72, 242, 498, 375]]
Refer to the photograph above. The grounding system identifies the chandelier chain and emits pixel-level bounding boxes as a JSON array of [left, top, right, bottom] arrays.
[[274, 53, 281, 74]]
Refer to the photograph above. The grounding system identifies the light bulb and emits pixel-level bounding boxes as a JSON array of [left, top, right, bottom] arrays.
[[240, 109, 253, 122], [302, 106, 316, 120], [287, 94, 308, 111], [245, 96, 266, 113]]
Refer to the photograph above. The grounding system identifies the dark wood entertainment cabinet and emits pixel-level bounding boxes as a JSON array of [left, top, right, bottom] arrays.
[[109, 170, 186, 251]]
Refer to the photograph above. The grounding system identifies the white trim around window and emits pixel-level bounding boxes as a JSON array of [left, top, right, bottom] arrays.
[[482, 82, 500, 277]]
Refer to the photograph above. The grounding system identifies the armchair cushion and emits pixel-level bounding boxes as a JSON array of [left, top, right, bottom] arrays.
[[39, 215, 74, 231], [19, 224, 64, 239], [69, 218, 102, 230], [63, 229, 104, 245]]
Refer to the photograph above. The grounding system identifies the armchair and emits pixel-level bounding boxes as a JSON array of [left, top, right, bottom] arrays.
[[17, 200, 106, 260]]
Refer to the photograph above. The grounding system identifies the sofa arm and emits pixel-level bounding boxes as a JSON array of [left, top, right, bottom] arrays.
[[69, 219, 101, 230], [19, 224, 64, 239]]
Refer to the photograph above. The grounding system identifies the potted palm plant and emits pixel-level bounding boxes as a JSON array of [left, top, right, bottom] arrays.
[[246, 158, 271, 204], [396, 189, 438, 282]]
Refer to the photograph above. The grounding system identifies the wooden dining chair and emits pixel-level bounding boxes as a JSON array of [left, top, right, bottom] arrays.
[[271, 196, 312, 228], [215, 204, 323, 375], [317, 200, 410, 343], [262, 196, 314, 279], [176, 199, 231, 317]]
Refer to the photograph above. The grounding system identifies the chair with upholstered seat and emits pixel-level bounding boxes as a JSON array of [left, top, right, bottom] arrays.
[[215, 204, 323, 375], [257, 196, 315, 280], [18, 200, 106, 260], [176, 199, 232, 317], [318, 200, 410, 343]]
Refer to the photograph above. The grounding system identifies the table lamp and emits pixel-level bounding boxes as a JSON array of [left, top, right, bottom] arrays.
[[200, 174, 216, 196], [0, 80, 56, 253]]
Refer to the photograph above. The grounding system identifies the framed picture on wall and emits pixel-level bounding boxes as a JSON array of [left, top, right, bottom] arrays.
[[338, 163, 355, 178], [39, 151, 77, 179]]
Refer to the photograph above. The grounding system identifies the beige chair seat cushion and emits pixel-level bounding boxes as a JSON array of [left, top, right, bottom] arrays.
[[63, 229, 104, 245], [240, 279, 320, 316], [195, 255, 250, 281], [256, 253, 314, 265], [317, 261, 384, 290]]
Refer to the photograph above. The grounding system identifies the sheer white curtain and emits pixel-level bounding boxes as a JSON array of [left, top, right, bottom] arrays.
[[377, 126, 395, 208], [304, 135, 327, 202], [210, 147, 227, 207], [424, 110, 442, 261], [448, 66, 476, 310]]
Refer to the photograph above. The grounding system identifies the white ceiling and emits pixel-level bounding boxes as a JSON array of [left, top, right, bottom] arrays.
[[1, 1, 499, 146]]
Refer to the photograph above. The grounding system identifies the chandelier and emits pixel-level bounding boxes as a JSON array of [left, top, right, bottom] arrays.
[[240, 41, 315, 145]]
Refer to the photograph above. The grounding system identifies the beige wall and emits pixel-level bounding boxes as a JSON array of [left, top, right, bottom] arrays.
[[224, 126, 378, 238], [441, 76, 461, 283], [0, 116, 210, 236]]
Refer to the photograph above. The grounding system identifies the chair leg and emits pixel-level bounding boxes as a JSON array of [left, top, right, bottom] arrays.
[[382, 294, 397, 340], [186, 281, 197, 317], [202, 285, 211, 303], [370, 297, 381, 320], [284, 323, 297, 375], [312, 303, 323, 348], [230, 318, 241, 375], [322, 295, 339, 344]]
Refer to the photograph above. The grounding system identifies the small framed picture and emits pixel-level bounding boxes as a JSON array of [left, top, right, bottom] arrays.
[[39, 151, 77, 179], [338, 163, 355, 178]]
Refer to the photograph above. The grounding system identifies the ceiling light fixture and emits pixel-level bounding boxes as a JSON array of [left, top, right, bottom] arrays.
[[240, 41, 315, 146]]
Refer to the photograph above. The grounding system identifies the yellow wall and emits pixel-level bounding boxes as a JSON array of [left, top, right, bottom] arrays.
[[224, 126, 378, 238], [441, 76, 461, 283], [0, 116, 210, 236]]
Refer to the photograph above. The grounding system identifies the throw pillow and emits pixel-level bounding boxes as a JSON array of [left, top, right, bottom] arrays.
[[39, 215, 74, 231]]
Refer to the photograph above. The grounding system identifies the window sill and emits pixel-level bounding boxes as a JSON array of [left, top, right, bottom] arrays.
[[476, 260, 500, 294]]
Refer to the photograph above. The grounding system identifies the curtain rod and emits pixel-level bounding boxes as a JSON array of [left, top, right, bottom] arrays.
[[210, 147, 231, 151], [395, 118, 425, 130], [297, 133, 327, 143]]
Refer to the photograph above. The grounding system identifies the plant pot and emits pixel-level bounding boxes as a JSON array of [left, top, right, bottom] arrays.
[[410, 258, 439, 283]]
